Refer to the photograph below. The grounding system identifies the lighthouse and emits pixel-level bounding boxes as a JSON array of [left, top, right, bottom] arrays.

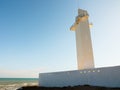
[[70, 9, 94, 70], [39, 8, 120, 88]]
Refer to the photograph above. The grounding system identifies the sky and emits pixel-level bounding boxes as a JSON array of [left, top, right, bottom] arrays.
[[0, 0, 120, 78]]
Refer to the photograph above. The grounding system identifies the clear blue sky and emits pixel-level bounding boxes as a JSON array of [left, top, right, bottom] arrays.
[[0, 0, 120, 78]]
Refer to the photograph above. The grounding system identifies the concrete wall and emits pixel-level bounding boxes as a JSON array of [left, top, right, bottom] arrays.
[[39, 66, 120, 87]]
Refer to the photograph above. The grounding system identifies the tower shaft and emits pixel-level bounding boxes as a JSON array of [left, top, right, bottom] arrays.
[[70, 9, 94, 70]]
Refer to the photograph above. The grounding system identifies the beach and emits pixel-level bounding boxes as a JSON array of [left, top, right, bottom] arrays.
[[0, 78, 38, 90]]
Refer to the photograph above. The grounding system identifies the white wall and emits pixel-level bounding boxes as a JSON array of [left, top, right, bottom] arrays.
[[39, 66, 120, 87]]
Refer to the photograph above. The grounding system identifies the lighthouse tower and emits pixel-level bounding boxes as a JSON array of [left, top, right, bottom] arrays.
[[70, 9, 94, 70], [39, 8, 120, 88]]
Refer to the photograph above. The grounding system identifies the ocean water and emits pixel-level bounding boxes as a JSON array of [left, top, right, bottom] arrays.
[[0, 78, 38, 90]]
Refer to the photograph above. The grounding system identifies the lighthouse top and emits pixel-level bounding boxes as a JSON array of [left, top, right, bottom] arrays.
[[70, 9, 89, 31], [78, 9, 89, 17]]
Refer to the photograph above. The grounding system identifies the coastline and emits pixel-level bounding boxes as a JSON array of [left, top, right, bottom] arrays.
[[0, 78, 38, 90]]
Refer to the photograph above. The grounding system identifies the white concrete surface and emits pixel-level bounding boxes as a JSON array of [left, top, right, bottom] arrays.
[[39, 66, 120, 87], [71, 9, 94, 70]]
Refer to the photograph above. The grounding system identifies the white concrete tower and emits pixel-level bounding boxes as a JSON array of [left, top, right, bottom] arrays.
[[70, 9, 94, 70]]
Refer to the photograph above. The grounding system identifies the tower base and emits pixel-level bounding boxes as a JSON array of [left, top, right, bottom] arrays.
[[39, 66, 120, 87]]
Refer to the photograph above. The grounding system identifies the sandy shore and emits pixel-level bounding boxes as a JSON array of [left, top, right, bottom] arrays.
[[17, 85, 120, 90]]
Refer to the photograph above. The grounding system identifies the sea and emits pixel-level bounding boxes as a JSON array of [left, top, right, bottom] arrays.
[[0, 78, 38, 90]]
